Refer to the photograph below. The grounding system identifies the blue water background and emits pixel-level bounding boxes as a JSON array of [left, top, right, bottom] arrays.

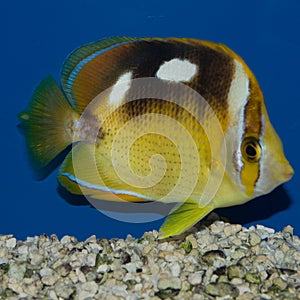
[[2, 0, 300, 240]]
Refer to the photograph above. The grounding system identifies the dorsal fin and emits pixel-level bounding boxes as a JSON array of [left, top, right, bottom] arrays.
[[59, 36, 234, 115], [60, 36, 138, 112]]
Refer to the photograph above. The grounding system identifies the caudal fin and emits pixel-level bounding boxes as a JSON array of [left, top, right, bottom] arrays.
[[18, 76, 79, 169]]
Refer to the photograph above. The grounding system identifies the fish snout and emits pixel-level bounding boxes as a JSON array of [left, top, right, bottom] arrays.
[[282, 162, 294, 182], [274, 159, 294, 185]]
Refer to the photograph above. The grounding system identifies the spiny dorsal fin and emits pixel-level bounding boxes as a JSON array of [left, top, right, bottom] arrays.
[[60, 36, 138, 112], [59, 37, 234, 114]]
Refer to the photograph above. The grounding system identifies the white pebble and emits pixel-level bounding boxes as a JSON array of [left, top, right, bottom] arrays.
[[188, 272, 203, 285], [86, 253, 97, 267], [60, 235, 72, 244], [6, 237, 17, 248], [17, 245, 28, 256], [169, 262, 181, 277], [157, 277, 182, 290], [8, 263, 26, 281], [78, 281, 98, 299], [97, 264, 109, 273]]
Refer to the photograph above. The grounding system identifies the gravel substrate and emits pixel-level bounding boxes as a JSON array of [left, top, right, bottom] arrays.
[[1, 214, 300, 300]]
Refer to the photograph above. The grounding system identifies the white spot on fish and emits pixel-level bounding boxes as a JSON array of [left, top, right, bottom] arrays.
[[109, 71, 133, 106], [227, 59, 249, 116], [156, 58, 198, 82]]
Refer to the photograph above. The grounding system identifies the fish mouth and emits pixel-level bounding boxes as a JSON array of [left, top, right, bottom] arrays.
[[282, 163, 294, 182], [254, 161, 294, 197], [272, 161, 294, 187]]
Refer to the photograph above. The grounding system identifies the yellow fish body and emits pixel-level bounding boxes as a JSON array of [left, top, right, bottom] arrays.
[[19, 37, 294, 238]]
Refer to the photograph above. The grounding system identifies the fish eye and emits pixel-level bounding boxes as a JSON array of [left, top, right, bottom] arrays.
[[241, 137, 261, 163]]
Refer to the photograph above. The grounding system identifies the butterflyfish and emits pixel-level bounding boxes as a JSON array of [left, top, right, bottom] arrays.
[[19, 37, 294, 238]]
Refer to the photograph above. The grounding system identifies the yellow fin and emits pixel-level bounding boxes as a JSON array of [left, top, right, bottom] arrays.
[[158, 199, 214, 239], [58, 142, 153, 202], [18, 76, 79, 169], [60, 36, 138, 112], [58, 143, 83, 195]]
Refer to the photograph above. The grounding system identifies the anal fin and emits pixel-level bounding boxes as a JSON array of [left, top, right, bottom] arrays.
[[58, 142, 153, 202]]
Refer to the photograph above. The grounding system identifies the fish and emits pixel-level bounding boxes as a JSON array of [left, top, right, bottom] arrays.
[[19, 36, 294, 239]]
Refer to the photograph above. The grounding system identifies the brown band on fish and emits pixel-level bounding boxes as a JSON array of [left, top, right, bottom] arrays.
[[242, 82, 263, 138], [69, 39, 235, 130]]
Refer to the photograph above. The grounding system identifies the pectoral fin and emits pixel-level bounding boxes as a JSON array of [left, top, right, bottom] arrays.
[[159, 199, 214, 239]]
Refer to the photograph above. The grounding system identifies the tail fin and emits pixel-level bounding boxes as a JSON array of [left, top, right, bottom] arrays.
[[18, 76, 79, 169]]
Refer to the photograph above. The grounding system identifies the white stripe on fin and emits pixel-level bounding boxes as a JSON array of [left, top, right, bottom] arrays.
[[62, 172, 154, 201], [156, 58, 198, 82]]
